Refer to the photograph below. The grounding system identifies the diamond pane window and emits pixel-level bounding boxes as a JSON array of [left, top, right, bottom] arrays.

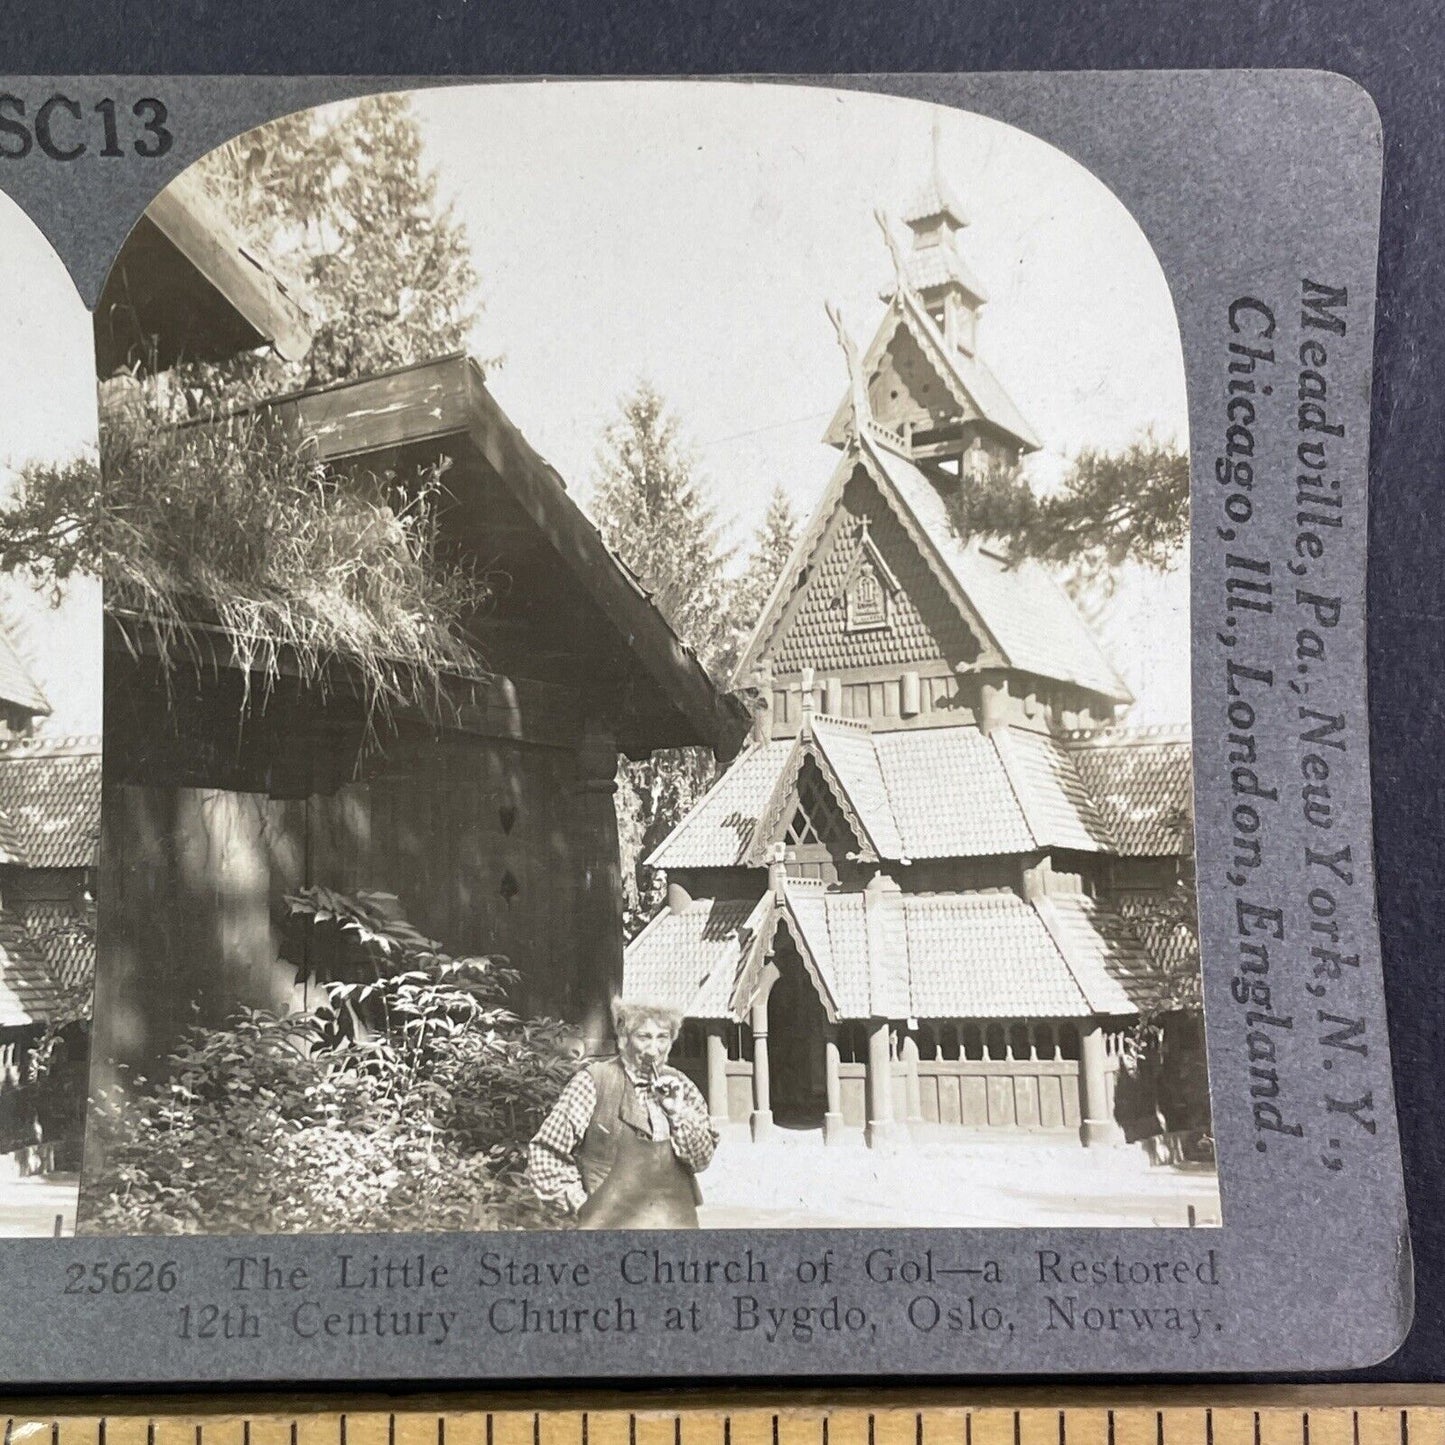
[[783, 756, 859, 855]]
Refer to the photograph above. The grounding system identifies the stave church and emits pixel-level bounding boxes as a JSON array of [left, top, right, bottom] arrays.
[[623, 148, 1200, 1150]]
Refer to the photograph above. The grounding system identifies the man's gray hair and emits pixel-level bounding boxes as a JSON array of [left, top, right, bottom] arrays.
[[611, 997, 684, 1039]]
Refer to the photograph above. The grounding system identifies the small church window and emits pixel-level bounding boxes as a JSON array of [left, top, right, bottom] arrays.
[[846, 559, 890, 632], [840, 519, 897, 635], [784, 757, 860, 856]]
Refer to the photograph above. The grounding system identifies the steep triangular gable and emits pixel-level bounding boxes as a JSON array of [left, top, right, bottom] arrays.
[[732, 443, 1007, 686], [743, 716, 911, 866], [831, 518, 901, 604], [725, 892, 781, 1018], [822, 291, 1041, 453], [723, 885, 846, 1024], [823, 299, 957, 449], [776, 882, 845, 1021], [748, 745, 871, 865]]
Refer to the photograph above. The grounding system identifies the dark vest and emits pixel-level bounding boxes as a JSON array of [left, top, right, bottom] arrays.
[[575, 1057, 701, 1202]]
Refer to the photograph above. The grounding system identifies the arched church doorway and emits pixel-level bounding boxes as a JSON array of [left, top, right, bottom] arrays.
[[767, 929, 828, 1128]]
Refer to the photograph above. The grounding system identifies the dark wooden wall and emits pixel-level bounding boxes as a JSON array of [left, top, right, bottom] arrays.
[[91, 730, 592, 1098]]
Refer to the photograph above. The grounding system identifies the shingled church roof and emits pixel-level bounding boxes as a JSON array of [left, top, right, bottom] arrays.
[[866, 442, 1129, 700], [623, 894, 774, 1018], [0, 914, 64, 1026], [0, 631, 51, 721], [646, 715, 1181, 872], [822, 289, 1042, 455], [623, 880, 1159, 1023], [1066, 726, 1192, 856], [735, 434, 1129, 704]]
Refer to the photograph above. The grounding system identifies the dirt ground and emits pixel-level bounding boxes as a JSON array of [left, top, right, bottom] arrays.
[[696, 1126, 1221, 1229], [0, 1140, 1221, 1237], [0, 1171, 78, 1237]]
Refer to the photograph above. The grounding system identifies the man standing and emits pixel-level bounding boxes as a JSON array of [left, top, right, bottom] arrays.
[[528, 999, 719, 1229]]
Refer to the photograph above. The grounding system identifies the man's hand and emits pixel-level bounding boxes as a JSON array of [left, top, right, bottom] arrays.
[[651, 1075, 691, 1118]]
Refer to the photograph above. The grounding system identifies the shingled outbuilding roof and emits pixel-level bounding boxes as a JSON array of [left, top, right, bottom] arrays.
[[0, 737, 102, 869]]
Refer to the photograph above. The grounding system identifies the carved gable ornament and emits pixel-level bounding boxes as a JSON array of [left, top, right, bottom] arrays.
[[840, 519, 900, 634]]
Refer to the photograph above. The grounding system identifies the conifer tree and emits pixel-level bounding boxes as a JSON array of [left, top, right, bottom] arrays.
[[727, 484, 800, 671], [954, 436, 1188, 573], [7, 93, 489, 729], [591, 382, 736, 674], [589, 383, 738, 932], [196, 93, 480, 389]]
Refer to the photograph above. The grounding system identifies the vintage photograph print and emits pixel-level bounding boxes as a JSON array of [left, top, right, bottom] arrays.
[[0, 62, 1408, 1380], [68, 81, 1217, 1239], [0, 191, 103, 1238]]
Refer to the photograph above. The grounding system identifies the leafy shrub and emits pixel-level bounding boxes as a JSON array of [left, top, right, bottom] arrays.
[[79, 892, 578, 1236]]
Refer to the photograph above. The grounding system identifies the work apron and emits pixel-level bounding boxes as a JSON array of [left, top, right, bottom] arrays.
[[575, 1117, 701, 1230]]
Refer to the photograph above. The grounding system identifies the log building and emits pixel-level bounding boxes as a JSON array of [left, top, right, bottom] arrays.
[[89, 177, 748, 1100], [624, 156, 1197, 1147]]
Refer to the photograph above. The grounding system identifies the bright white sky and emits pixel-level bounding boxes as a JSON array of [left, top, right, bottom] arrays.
[[0, 80, 1190, 728]]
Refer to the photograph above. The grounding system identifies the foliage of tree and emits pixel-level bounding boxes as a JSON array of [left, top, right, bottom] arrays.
[[589, 389, 803, 931], [590, 385, 729, 929], [195, 93, 481, 391], [953, 436, 1189, 573], [729, 484, 801, 671], [952, 435, 1206, 1153], [80, 891, 578, 1235], [7, 97, 491, 717], [592, 382, 737, 672]]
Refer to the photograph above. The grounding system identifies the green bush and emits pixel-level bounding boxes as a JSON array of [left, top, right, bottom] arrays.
[[79, 892, 578, 1236]]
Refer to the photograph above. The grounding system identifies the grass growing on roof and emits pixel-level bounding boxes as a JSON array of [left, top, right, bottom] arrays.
[[7, 392, 493, 725]]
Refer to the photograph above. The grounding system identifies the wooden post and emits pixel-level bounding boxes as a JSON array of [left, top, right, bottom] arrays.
[[1079, 1019, 1124, 1147], [902, 1030, 924, 1130], [979, 673, 1011, 735], [900, 670, 921, 718], [865, 1017, 894, 1149], [705, 1022, 730, 1124], [824, 1024, 844, 1145], [572, 727, 623, 1055], [750, 995, 774, 1140]]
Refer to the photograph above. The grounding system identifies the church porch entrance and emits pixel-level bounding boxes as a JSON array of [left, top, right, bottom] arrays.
[[761, 930, 828, 1131]]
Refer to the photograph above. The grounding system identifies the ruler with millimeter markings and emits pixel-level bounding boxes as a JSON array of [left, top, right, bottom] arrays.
[[4, 1392, 1445, 1445]]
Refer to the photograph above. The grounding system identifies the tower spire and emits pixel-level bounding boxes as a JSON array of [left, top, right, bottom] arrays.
[[902, 117, 970, 238]]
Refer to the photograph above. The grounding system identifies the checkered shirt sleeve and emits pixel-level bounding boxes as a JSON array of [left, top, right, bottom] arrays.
[[527, 1069, 596, 1213], [667, 1073, 719, 1174]]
